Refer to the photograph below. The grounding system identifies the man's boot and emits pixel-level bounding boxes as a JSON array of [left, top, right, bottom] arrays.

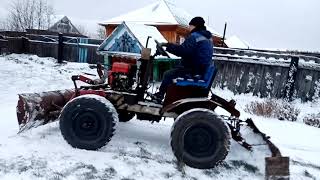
[[150, 92, 164, 104]]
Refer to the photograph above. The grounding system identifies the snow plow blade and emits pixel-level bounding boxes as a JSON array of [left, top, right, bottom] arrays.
[[17, 89, 75, 132], [246, 119, 290, 179]]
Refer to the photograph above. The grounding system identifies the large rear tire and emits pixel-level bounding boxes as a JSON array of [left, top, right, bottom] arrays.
[[59, 95, 118, 150], [170, 108, 231, 169]]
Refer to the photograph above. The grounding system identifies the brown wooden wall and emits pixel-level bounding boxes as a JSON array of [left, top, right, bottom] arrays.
[[104, 24, 180, 43], [105, 25, 118, 37], [103, 24, 224, 46], [156, 25, 179, 43]]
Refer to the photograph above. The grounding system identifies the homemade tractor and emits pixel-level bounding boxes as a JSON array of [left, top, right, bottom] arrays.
[[17, 40, 289, 173]]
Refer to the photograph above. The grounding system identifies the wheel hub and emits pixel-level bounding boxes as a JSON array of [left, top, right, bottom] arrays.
[[72, 110, 103, 140], [184, 124, 217, 158]]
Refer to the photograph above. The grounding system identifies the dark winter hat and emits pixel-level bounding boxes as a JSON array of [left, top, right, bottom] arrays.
[[189, 17, 205, 27]]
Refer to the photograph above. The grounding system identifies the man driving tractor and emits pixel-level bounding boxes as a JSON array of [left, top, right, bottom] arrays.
[[152, 16, 214, 103]]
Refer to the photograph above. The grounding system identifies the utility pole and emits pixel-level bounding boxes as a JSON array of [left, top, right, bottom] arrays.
[[58, 33, 63, 63], [222, 22, 227, 47]]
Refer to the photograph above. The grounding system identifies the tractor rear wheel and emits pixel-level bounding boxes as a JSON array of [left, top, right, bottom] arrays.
[[170, 108, 231, 169], [59, 95, 118, 150]]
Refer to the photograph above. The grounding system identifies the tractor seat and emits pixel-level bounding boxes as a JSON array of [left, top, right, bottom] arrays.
[[174, 65, 217, 88]]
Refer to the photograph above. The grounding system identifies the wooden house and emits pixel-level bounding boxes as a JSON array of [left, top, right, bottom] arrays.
[[99, 0, 224, 46], [49, 16, 81, 35]]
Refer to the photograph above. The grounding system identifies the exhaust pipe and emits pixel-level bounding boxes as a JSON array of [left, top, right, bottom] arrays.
[[17, 89, 75, 132]]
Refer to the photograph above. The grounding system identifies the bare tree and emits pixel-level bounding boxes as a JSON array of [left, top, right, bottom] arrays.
[[0, 19, 8, 30], [75, 24, 89, 37], [96, 26, 106, 40], [75, 24, 106, 39], [6, 0, 54, 31]]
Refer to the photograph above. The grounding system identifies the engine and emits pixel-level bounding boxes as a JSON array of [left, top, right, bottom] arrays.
[[108, 59, 137, 91]]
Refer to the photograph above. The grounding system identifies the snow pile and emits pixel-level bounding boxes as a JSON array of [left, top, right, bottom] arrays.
[[0, 54, 319, 179], [303, 113, 320, 128]]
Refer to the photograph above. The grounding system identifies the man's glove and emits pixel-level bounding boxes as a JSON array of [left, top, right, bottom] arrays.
[[159, 42, 168, 47]]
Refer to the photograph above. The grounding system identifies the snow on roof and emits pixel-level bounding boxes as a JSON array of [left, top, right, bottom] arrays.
[[98, 22, 165, 55], [50, 15, 65, 25], [225, 35, 251, 49], [101, 1, 178, 26], [163, 0, 192, 27], [126, 22, 168, 51], [49, 15, 81, 34], [100, 0, 221, 37]]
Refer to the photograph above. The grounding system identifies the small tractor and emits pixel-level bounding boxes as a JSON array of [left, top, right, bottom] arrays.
[[17, 40, 289, 172]]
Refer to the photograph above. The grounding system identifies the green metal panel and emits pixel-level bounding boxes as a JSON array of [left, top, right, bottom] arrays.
[[79, 38, 88, 63], [104, 55, 111, 70], [153, 58, 179, 81]]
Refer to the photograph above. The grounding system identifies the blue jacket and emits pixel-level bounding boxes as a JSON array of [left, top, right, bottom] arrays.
[[166, 30, 214, 74]]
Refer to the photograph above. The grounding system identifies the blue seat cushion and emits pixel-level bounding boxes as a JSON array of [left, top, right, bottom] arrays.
[[175, 65, 216, 88]]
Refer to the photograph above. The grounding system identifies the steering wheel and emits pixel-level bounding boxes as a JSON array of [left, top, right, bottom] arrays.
[[155, 40, 170, 58]]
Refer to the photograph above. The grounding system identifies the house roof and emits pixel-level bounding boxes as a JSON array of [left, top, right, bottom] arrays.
[[49, 15, 100, 37], [100, 0, 221, 37], [225, 35, 251, 49], [98, 22, 173, 58], [48, 15, 81, 34]]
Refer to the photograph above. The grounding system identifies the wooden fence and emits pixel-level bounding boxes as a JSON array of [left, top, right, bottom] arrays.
[[0, 32, 104, 64], [1, 31, 320, 102], [0, 38, 8, 54], [213, 48, 320, 102]]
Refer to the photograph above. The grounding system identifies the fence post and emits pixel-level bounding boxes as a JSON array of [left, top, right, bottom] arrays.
[[22, 37, 29, 54], [58, 33, 63, 63], [283, 56, 299, 101]]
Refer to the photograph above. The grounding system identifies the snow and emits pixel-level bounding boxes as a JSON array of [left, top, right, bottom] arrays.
[[61, 94, 119, 123], [214, 47, 320, 69], [126, 22, 168, 55], [225, 35, 250, 49], [0, 54, 320, 179], [214, 51, 320, 72], [214, 55, 291, 68], [101, 1, 178, 26]]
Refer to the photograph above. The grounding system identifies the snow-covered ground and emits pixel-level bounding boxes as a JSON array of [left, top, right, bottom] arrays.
[[0, 54, 319, 180]]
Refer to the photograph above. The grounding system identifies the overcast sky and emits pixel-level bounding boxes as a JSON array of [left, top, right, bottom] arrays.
[[0, 0, 319, 51]]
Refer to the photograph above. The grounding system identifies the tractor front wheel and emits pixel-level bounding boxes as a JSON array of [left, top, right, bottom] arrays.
[[170, 108, 231, 169], [59, 94, 118, 150]]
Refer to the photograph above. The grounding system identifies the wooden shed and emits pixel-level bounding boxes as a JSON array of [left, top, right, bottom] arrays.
[[100, 0, 224, 46]]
